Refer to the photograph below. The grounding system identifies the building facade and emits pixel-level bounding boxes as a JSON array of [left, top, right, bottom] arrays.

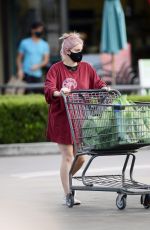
[[0, 0, 150, 83], [0, 0, 67, 83]]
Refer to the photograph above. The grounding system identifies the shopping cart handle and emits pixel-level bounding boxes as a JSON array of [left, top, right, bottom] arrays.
[[108, 89, 121, 96], [98, 87, 121, 95], [70, 88, 121, 96]]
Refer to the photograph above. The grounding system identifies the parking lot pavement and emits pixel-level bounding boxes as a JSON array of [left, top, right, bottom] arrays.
[[0, 147, 150, 230]]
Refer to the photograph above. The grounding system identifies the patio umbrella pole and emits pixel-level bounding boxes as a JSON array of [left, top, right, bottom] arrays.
[[112, 54, 116, 85]]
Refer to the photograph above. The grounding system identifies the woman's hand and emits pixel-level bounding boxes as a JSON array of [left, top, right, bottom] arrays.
[[60, 87, 71, 95], [53, 91, 61, 97], [101, 86, 110, 91], [53, 88, 70, 97]]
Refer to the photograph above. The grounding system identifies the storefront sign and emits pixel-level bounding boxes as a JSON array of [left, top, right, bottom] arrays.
[[138, 59, 150, 87]]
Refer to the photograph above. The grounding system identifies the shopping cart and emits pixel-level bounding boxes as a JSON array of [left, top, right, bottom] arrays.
[[62, 89, 150, 209]]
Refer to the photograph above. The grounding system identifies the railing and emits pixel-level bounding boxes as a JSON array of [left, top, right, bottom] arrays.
[[0, 83, 43, 89], [0, 83, 150, 94]]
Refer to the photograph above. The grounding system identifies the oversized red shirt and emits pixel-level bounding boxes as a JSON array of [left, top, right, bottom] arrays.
[[44, 61, 106, 144]]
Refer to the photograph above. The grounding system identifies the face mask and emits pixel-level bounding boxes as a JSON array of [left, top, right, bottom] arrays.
[[34, 31, 43, 38], [68, 51, 83, 62]]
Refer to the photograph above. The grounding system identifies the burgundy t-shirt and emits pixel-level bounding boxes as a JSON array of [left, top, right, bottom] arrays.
[[44, 61, 106, 144]]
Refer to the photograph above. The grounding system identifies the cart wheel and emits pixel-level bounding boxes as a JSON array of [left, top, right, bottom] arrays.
[[66, 193, 74, 208], [116, 194, 127, 210], [141, 194, 150, 209]]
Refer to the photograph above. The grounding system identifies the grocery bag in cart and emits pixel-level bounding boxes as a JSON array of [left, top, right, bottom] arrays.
[[82, 95, 150, 150]]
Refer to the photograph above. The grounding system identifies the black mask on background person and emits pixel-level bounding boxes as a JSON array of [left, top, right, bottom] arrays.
[[68, 51, 83, 62], [34, 31, 43, 38]]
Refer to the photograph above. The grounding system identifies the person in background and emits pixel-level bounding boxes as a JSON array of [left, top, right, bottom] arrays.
[[44, 32, 108, 206], [16, 21, 50, 93]]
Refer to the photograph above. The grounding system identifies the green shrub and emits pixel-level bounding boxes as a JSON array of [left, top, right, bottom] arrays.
[[0, 95, 48, 144], [127, 95, 150, 102], [0, 94, 150, 144]]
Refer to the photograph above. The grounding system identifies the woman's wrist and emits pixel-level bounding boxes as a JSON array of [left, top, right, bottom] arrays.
[[53, 91, 61, 97]]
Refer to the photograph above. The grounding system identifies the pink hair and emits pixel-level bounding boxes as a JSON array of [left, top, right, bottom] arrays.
[[59, 32, 83, 56]]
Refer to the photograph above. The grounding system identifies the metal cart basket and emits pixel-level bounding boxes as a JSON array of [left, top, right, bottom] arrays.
[[62, 89, 150, 209]]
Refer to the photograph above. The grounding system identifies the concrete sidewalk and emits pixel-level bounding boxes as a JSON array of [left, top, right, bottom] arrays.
[[0, 142, 59, 157]]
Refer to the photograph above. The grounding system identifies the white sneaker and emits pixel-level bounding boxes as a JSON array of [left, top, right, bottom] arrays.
[[70, 190, 81, 205], [74, 197, 81, 205]]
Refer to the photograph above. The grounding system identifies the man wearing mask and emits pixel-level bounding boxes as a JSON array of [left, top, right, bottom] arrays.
[[17, 21, 50, 93]]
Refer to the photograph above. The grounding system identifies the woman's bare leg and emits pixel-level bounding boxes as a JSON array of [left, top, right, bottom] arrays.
[[58, 144, 74, 195], [71, 155, 85, 175], [58, 144, 86, 195]]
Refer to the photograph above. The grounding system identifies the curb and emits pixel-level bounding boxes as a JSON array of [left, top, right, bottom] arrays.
[[0, 143, 150, 157], [0, 142, 59, 157]]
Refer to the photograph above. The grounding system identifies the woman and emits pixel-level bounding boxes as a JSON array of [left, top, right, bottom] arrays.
[[44, 32, 107, 206]]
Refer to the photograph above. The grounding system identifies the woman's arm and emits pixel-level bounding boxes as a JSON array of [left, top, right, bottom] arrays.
[[44, 66, 70, 104], [89, 64, 107, 89], [44, 66, 59, 104]]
